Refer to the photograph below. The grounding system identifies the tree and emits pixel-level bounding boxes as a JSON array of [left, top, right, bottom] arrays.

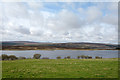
[[67, 56, 71, 59], [81, 55, 85, 59], [8, 55, 18, 60], [88, 56, 92, 59], [33, 54, 41, 59], [56, 56, 61, 59], [95, 56, 102, 59], [77, 56, 81, 59], [2, 54, 9, 60], [85, 56, 89, 59]]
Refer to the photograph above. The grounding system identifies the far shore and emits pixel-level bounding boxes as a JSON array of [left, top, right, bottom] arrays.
[[1, 48, 119, 51]]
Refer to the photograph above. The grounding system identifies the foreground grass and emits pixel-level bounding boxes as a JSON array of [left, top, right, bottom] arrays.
[[2, 58, 118, 78]]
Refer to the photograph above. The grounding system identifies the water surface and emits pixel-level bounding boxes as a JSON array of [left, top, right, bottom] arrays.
[[0, 50, 118, 59]]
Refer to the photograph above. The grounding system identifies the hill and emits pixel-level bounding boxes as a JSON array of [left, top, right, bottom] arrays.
[[1, 41, 119, 50]]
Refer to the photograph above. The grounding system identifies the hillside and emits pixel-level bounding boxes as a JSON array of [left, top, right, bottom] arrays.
[[1, 41, 119, 50]]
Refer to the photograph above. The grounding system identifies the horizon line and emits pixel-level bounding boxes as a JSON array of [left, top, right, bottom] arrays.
[[0, 40, 118, 45]]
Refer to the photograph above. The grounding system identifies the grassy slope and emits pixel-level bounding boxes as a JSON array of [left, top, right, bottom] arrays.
[[2, 59, 118, 78]]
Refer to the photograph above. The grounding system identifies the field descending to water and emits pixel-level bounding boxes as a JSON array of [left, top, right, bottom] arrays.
[[2, 58, 118, 78]]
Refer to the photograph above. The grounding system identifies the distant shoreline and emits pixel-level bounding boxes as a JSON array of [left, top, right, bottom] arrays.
[[1, 41, 119, 50], [1, 48, 119, 51]]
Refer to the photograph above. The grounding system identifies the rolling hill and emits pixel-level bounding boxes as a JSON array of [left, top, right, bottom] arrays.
[[0, 41, 119, 50]]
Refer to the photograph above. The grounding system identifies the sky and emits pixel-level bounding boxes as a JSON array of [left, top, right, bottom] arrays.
[[0, 1, 118, 44]]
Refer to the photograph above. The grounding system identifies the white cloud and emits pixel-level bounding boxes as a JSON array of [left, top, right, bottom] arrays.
[[1, 2, 118, 44], [46, 9, 84, 33], [86, 6, 102, 23], [3, 3, 28, 19], [27, 2, 43, 10], [107, 2, 118, 12], [0, 2, 3, 29]]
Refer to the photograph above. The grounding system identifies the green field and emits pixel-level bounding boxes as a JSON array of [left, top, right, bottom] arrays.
[[2, 58, 118, 78]]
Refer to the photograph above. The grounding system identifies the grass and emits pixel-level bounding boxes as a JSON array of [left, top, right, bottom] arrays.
[[2, 58, 118, 78]]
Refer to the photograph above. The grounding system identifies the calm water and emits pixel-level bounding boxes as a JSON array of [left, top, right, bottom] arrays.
[[0, 50, 118, 59]]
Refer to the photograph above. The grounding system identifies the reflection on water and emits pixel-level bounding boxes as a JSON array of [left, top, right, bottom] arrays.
[[0, 50, 118, 59]]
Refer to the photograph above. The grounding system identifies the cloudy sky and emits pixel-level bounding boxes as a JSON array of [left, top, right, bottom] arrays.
[[0, 1, 118, 44]]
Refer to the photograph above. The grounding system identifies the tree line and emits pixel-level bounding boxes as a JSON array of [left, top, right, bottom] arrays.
[[0, 54, 102, 60]]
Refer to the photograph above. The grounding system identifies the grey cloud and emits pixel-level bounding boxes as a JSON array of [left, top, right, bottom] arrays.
[[30, 28, 45, 36], [14, 25, 30, 35], [102, 14, 118, 25]]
